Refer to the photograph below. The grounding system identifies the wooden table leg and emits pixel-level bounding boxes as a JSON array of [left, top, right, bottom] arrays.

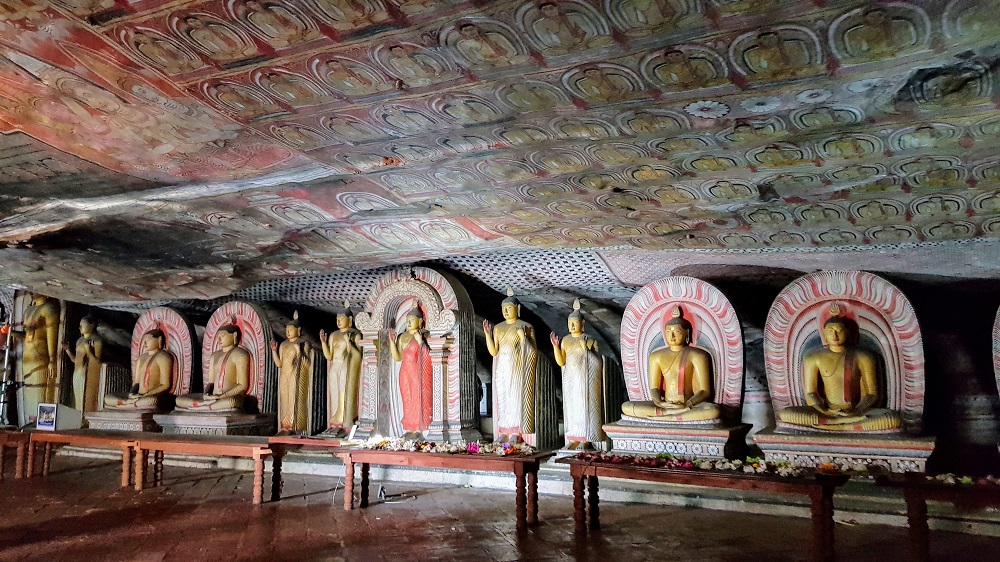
[[572, 467, 586, 534], [42, 443, 52, 476], [809, 485, 836, 562], [14, 442, 25, 479], [253, 453, 265, 505], [25, 441, 35, 478], [120, 446, 132, 488], [0, 444, 6, 481], [153, 451, 164, 487], [527, 466, 539, 526], [904, 490, 930, 562], [587, 475, 600, 531], [342, 457, 354, 511], [270, 452, 283, 502], [134, 449, 147, 492], [359, 463, 370, 508], [514, 463, 527, 531]]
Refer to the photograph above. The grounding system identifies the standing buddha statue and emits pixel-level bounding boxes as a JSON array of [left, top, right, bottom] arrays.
[[483, 289, 538, 444], [62, 315, 103, 413], [270, 312, 312, 435], [550, 299, 604, 450]]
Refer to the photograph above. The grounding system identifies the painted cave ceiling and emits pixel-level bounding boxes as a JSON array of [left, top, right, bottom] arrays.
[[1, 0, 1000, 314]]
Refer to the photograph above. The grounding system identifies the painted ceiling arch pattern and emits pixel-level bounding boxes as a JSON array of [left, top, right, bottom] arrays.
[[0, 0, 999, 303]]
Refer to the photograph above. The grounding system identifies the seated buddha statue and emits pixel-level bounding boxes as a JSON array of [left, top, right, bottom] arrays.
[[175, 324, 251, 413], [621, 307, 720, 422], [104, 329, 175, 411], [778, 305, 901, 432]]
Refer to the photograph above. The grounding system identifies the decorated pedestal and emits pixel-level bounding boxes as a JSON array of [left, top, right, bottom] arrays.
[[155, 301, 277, 436], [353, 267, 480, 443], [753, 271, 935, 472], [603, 276, 750, 460], [88, 307, 196, 432]]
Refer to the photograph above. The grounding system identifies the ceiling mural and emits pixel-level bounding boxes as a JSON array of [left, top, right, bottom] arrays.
[[0, 0, 999, 305]]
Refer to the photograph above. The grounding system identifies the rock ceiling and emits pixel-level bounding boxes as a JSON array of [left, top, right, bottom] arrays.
[[1, 0, 1000, 310]]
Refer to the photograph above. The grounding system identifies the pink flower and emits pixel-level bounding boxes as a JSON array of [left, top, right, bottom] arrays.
[[466, 442, 480, 454]]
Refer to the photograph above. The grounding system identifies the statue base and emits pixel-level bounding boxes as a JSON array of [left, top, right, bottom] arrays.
[[153, 412, 276, 436], [86, 410, 162, 432], [753, 427, 936, 473], [603, 418, 751, 460]]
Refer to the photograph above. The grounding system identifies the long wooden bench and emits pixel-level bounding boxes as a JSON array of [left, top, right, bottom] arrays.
[[876, 473, 1000, 562], [335, 448, 555, 531], [557, 456, 850, 562], [0, 430, 29, 480], [132, 435, 274, 505], [266, 436, 342, 501], [26, 430, 135, 485]]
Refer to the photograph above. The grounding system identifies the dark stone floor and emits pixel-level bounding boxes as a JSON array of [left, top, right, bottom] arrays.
[[0, 456, 996, 561]]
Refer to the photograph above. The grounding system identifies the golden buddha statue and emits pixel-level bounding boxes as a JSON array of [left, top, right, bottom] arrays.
[[104, 329, 175, 411], [319, 301, 362, 436], [550, 300, 604, 450], [175, 324, 251, 413], [16, 294, 61, 421], [483, 289, 538, 444], [270, 312, 311, 435], [778, 305, 901, 432], [62, 316, 103, 413], [621, 307, 720, 422]]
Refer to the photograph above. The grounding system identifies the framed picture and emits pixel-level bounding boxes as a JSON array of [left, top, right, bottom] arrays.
[[36, 403, 57, 431]]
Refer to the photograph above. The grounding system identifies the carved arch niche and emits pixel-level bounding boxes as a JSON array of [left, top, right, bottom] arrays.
[[353, 267, 479, 442]]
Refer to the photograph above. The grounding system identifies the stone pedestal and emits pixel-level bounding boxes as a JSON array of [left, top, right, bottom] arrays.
[[153, 412, 276, 436], [86, 410, 161, 432], [604, 418, 751, 460], [754, 427, 936, 473]]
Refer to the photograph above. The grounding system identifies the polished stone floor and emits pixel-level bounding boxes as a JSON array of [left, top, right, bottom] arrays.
[[0, 456, 996, 561]]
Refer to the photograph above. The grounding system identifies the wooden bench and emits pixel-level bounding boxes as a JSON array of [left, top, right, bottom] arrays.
[[266, 436, 342, 501], [26, 430, 135, 486], [876, 473, 1000, 562], [0, 430, 29, 480], [132, 436, 274, 505], [334, 448, 554, 531], [557, 457, 850, 562]]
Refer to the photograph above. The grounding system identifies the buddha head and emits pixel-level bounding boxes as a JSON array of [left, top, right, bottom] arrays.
[[567, 299, 584, 336], [459, 22, 482, 38], [821, 304, 858, 348], [184, 16, 205, 29], [539, 2, 559, 17], [337, 301, 355, 330], [79, 315, 97, 336], [501, 288, 521, 322], [863, 8, 888, 26], [143, 329, 166, 352], [662, 307, 692, 349], [664, 49, 685, 64], [217, 323, 241, 349], [286, 312, 302, 340], [404, 306, 424, 332]]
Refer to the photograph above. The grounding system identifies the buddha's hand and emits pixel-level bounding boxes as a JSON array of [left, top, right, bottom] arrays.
[[61, 342, 71, 352], [319, 329, 327, 340], [549, 332, 560, 347], [516, 327, 525, 340], [270, 340, 278, 351], [482, 319, 492, 335], [47, 362, 56, 379], [388, 330, 397, 343]]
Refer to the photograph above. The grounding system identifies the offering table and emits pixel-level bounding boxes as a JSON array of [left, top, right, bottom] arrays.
[[0, 430, 29, 479], [557, 456, 850, 562], [25, 430, 135, 484], [876, 474, 1000, 562], [334, 448, 554, 530], [131, 434, 273, 504]]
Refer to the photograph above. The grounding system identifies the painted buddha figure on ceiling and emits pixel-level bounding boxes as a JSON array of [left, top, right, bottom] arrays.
[[454, 22, 526, 69], [104, 329, 175, 411], [778, 305, 901, 432], [175, 323, 251, 413], [622, 307, 720, 422], [744, 31, 809, 80], [180, 15, 258, 62], [531, 1, 611, 55], [242, 0, 318, 48]]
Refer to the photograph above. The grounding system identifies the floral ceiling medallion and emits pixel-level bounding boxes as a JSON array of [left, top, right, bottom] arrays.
[[684, 100, 730, 119]]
